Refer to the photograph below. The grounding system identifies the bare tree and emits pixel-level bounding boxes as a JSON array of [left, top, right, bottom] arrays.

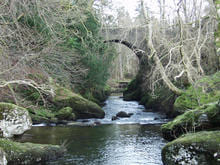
[[0, 0, 96, 104], [139, 0, 218, 95]]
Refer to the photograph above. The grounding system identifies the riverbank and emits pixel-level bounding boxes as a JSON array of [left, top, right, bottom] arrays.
[[0, 84, 107, 164], [123, 71, 220, 164]]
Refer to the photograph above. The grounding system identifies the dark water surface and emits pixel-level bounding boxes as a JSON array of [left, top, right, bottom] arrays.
[[19, 96, 167, 165]]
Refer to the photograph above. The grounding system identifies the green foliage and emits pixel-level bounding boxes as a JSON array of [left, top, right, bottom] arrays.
[[1, 0, 115, 111], [17, 3, 51, 40], [20, 15, 50, 36], [83, 85, 111, 105], [123, 77, 142, 101], [27, 107, 57, 124], [39, 8, 117, 94], [16, 86, 42, 105], [174, 72, 220, 114]]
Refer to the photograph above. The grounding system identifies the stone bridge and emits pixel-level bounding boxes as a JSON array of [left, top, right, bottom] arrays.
[[101, 26, 148, 59]]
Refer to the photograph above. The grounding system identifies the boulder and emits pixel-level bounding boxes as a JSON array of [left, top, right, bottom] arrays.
[[112, 116, 119, 121], [0, 102, 32, 138], [0, 139, 65, 165], [162, 131, 220, 165], [0, 148, 7, 165], [161, 102, 220, 141], [116, 111, 133, 118], [53, 87, 105, 119], [55, 107, 76, 121]]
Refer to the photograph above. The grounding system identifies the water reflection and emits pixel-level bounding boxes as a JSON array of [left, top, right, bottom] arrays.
[[19, 124, 166, 165]]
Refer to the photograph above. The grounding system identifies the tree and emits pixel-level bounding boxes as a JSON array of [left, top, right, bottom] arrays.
[[139, 0, 219, 95], [0, 0, 116, 104]]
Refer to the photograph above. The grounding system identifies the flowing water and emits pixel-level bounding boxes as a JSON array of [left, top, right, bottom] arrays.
[[18, 96, 168, 165]]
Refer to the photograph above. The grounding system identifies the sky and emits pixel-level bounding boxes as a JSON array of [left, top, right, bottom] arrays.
[[109, 0, 209, 21], [109, 0, 171, 19], [111, 0, 139, 18]]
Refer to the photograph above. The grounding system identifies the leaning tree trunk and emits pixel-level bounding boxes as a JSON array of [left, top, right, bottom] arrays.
[[141, 0, 183, 95], [148, 21, 183, 95]]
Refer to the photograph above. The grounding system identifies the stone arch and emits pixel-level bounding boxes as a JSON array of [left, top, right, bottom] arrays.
[[104, 39, 145, 59]]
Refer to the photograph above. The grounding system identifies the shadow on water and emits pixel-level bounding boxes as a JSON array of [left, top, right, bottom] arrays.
[[18, 96, 167, 165]]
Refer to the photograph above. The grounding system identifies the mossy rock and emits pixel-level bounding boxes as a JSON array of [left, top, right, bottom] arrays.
[[174, 72, 220, 114], [55, 107, 76, 121], [0, 138, 65, 165], [162, 131, 220, 165], [53, 87, 105, 119], [27, 108, 57, 124], [0, 103, 32, 138], [161, 102, 220, 141]]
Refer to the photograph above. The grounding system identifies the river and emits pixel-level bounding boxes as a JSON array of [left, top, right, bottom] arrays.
[[18, 96, 168, 165]]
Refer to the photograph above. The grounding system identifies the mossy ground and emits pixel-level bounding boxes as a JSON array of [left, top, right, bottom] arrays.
[[0, 138, 65, 165], [161, 102, 220, 140]]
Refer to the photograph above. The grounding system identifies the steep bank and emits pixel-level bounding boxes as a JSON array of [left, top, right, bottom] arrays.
[[123, 57, 177, 117], [123, 59, 220, 164], [160, 73, 220, 164], [17, 84, 106, 124]]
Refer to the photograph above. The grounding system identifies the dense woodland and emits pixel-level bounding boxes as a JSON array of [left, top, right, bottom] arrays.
[[0, 0, 219, 165]]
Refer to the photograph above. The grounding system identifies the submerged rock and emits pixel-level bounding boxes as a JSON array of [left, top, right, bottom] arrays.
[[111, 116, 119, 121], [116, 111, 133, 118], [0, 103, 32, 138], [53, 87, 105, 119], [161, 102, 220, 141], [162, 131, 220, 165], [0, 139, 65, 165], [94, 121, 101, 125], [0, 148, 7, 165]]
